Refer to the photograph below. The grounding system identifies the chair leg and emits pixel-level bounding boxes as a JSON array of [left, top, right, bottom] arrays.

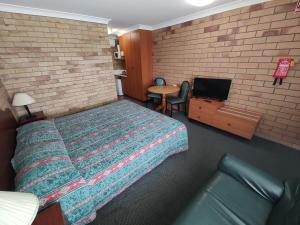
[[165, 102, 168, 114], [185, 103, 187, 115], [170, 104, 173, 117], [177, 104, 180, 113]]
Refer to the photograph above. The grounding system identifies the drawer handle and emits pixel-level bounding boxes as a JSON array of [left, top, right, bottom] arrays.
[[198, 106, 202, 110], [227, 123, 231, 126], [197, 116, 201, 119]]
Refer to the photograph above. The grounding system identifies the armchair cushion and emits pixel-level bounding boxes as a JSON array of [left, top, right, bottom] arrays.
[[219, 154, 284, 203], [173, 172, 273, 225], [172, 154, 291, 225]]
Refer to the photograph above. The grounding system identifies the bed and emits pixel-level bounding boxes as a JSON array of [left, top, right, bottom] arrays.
[[1, 100, 188, 225]]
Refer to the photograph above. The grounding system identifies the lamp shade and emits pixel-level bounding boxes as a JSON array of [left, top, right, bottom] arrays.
[[12, 93, 35, 107], [0, 191, 39, 225]]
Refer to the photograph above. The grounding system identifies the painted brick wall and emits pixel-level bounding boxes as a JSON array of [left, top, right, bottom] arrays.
[[153, 0, 300, 150], [0, 12, 117, 117]]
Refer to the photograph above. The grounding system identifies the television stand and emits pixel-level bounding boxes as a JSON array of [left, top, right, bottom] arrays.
[[194, 96, 223, 102], [188, 97, 261, 139]]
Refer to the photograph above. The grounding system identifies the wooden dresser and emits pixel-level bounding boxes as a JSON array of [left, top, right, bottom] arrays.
[[188, 97, 261, 139], [119, 29, 153, 101], [189, 98, 224, 125]]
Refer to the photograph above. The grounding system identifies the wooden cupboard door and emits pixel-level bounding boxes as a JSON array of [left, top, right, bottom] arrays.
[[120, 32, 135, 97], [119, 30, 152, 101], [139, 30, 153, 101], [130, 30, 142, 100]]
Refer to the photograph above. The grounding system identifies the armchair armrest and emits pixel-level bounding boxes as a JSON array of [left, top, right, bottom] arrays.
[[218, 154, 284, 203]]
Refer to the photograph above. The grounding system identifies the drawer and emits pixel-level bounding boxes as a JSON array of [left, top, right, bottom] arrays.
[[189, 110, 213, 125], [190, 99, 219, 109], [213, 114, 256, 139], [189, 104, 212, 115]]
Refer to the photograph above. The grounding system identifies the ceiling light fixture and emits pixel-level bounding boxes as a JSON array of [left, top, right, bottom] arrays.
[[186, 0, 215, 7]]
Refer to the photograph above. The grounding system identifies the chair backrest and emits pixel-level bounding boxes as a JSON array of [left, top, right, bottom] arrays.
[[178, 81, 190, 100], [154, 77, 166, 86]]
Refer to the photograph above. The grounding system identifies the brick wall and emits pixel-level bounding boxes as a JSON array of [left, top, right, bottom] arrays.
[[0, 12, 117, 117], [153, 0, 300, 150]]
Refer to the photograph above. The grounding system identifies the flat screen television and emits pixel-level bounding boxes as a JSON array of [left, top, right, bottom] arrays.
[[193, 78, 232, 101]]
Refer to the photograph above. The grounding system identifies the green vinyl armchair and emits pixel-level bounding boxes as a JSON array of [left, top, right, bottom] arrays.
[[173, 154, 300, 225]]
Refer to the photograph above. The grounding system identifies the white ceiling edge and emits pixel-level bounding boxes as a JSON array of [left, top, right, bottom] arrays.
[[117, 24, 153, 36], [116, 0, 271, 35], [0, 3, 111, 24], [0, 0, 271, 33], [150, 0, 271, 30]]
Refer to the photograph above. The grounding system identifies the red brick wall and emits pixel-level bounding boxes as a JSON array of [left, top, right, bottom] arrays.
[[0, 12, 117, 117], [153, 0, 300, 150]]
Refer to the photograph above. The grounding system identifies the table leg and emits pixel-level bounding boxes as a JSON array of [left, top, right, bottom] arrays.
[[162, 94, 167, 113], [155, 101, 162, 112]]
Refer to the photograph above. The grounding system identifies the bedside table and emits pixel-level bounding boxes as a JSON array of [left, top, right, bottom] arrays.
[[32, 203, 65, 225], [18, 111, 47, 126]]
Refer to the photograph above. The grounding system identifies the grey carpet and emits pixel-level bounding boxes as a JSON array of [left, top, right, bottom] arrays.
[[89, 111, 300, 225]]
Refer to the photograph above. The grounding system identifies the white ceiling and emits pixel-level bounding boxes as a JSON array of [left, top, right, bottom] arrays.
[[0, 0, 269, 33]]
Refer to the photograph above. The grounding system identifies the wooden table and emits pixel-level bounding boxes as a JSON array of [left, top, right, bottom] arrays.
[[148, 85, 180, 113]]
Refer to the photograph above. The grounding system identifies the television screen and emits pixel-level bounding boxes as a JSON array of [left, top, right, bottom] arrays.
[[193, 78, 232, 101]]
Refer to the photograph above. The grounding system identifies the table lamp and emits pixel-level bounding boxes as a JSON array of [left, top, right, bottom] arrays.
[[12, 93, 35, 118], [0, 191, 39, 225]]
